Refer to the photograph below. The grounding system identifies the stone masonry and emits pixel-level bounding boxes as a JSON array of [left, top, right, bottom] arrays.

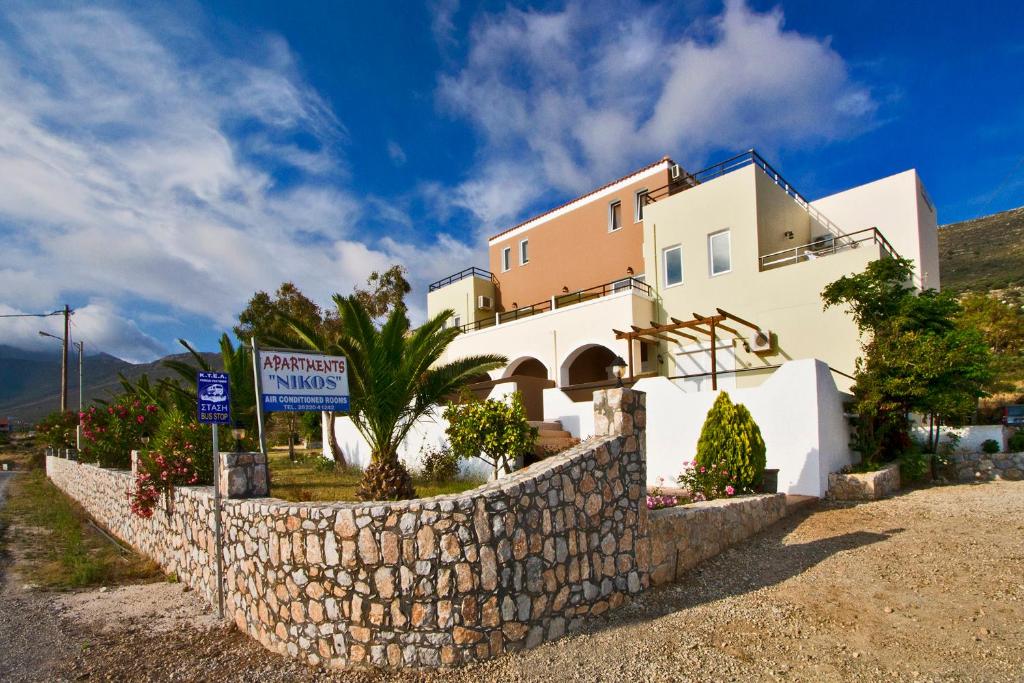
[[219, 451, 270, 498], [951, 450, 1024, 482], [827, 462, 901, 501], [47, 388, 649, 670], [647, 494, 788, 586]]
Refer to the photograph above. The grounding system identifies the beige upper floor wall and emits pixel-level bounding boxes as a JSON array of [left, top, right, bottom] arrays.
[[642, 165, 884, 391], [811, 169, 940, 290]]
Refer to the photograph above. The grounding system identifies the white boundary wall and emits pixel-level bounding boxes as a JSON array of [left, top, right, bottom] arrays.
[[543, 359, 855, 497], [322, 384, 518, 479], [324, 359, 855, 497], [910, 423, 1007, 453]]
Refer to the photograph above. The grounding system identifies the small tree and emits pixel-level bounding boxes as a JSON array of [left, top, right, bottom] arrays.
[[693, 392, 766, 492], [443, 392, 537, 480], [823, 257, 995, 462]]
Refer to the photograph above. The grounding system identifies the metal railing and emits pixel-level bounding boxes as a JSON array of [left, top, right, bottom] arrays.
[[644, 149, 848, 241], [428, 266, 495, 292], [758, 227, 899, 270], [457, 277, 652, 334]]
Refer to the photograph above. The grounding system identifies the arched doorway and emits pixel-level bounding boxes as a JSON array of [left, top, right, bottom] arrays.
[[503, 356, 549, 380], [561, 344, 618, 386]]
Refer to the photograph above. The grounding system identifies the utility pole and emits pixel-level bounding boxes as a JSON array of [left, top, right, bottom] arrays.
[[76, 341, 84, 450], [61, 304, 70, 413]]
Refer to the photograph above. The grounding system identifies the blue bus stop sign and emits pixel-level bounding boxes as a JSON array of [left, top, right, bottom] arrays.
[[197, 372, 231, 425]]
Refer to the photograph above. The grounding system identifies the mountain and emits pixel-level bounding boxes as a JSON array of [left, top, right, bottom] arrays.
[[939, 205, 1024, 293], [0, 345, 221, 425]]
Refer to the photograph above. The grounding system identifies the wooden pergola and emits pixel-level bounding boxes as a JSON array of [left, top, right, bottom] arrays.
[[613, 308, 763, 390]]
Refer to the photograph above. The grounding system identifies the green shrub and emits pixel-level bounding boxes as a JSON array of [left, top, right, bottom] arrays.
[[694, 392, 766, 492], [420, 447, 460, 482], [80, 397, 160, 468], [1008, 430, 1024, 453], [899, 442, 931, 482], [35, 410, 78, 449], [311, 455, 336, 473], [981, 438, 1000, 454]]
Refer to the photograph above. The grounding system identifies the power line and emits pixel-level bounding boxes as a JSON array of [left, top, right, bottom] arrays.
[[0, 310, 72, 318]]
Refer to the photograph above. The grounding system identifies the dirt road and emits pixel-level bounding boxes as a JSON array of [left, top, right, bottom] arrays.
[[0, 471, 77, 683], [6, 479, 1024, 682]]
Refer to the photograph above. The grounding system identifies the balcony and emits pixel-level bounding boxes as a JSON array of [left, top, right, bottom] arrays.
[[428, 266, 495, 292], [644, 149, 848, 242], [457, 277, 652, 334], [758, 227, 899, 271]]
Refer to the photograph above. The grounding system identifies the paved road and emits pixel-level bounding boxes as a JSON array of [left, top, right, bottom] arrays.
[[0, 470, 76, 683]]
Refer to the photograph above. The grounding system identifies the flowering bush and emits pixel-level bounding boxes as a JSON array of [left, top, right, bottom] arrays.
[[676, 460, 741, 502], [130, 408, 209, 518], [36, 410, 78, 449], [80, 397, 160, 468], [646, 477, 680, 510]]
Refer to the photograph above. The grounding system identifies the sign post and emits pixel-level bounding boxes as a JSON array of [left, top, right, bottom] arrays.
[[197, 371, 230, 620], [250, 338, 269, 457]]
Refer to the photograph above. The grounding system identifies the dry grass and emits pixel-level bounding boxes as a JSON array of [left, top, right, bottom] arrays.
[[267, 449, 485, 503], [0, 469, 161, 588]]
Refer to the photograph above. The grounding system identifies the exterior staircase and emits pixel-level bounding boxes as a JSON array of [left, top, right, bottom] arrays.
[[529, 420, 578, 460]]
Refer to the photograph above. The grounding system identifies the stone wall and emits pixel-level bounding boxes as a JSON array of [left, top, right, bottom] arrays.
[[47, 388, 648, 670], [951, 450, 1024, 482], [827, 463, 901, 501], [647, 494, 788, 586]]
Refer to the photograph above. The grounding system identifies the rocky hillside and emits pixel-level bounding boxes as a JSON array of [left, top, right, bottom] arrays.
[[939, 205, 1024, 293]]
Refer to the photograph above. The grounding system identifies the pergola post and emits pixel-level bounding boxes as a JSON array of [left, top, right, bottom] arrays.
[[709, 319, 717, 391]]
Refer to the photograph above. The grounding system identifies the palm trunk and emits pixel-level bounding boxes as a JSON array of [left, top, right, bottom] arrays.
[[325, 412, 347, 467]]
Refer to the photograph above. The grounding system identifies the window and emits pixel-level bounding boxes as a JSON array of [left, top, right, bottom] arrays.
[[709, 230, 731, 276], [520, 239, 529, 265], [663, 245, 683, 287], [634, 189, 648, 222], [609, 200, 622, 232], [449, 315, 461, 329], [501, 246, 511, 272]]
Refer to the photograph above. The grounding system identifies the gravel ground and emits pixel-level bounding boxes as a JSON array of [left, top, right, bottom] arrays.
[[7, 479, 1024, 682]]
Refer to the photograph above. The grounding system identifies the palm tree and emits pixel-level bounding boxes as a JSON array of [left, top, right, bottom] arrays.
[[288, 294, 505, 500]]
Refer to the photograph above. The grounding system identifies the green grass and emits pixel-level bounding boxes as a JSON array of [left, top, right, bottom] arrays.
[[0, 470, 160, 588], [267, 449, 485, 502]]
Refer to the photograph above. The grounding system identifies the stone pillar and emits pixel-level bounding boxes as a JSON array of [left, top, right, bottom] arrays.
[[219, 451, 269, 498], [593, 387, 646, 445]]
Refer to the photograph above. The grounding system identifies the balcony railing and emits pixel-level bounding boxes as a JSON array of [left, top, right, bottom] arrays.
[[429, 266, 495, 292], [758, 227, 899, 271], [644, 149, 848, 241], [457, 277, 652, 334]]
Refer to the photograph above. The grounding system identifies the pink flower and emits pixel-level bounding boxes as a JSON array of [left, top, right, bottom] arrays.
[[725, 485, 735, 496], [136, 415, 145, 424], [700, 466, 706, 473]]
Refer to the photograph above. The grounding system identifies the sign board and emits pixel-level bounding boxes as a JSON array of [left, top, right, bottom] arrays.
[[258, 350, 349, 412], [197, 372, 231, 424]]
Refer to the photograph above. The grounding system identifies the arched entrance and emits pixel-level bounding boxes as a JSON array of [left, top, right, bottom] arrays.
[[503, 356, 549, 380], [561, 344, 618, 386]]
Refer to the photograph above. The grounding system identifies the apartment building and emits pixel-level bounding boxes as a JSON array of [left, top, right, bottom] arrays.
[[426, 150, 939, 417]]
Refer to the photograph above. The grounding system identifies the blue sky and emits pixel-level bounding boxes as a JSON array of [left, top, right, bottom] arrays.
[[0, 0, 1021, 362]]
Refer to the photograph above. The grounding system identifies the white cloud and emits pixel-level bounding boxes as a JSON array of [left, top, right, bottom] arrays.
[[0, 302, 167, 364], [438, 0, 876, 231], [386, 140, 408, 166], [429, 0, 460, 48], [0, 3, 462, 360]]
